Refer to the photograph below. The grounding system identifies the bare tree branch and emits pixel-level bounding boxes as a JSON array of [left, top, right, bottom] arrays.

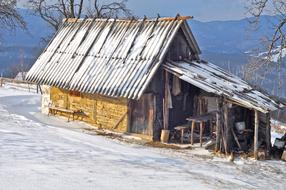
[[246, 0, 286, 95], [28, 0, 132, 31], [247, 0, 286, 59], [87, 0, 132, 18], [0, 0, 26, 31]]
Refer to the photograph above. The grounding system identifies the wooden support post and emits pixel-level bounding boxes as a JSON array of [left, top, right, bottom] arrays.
[[215, 98, 222, 152], [181, 129, 184, 144], [223, 102, 235, 154], [215, 112, 221, 152], [224, 103, 231, 154], [200, 121, 203, 147], [265, 112, 271, 158], [191, 121, 195, 145], [254, 110, 259, 160], [163, 71, 169, 130], [127, 101, 132, 133]]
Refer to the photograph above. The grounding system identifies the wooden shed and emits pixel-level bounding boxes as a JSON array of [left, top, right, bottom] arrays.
[[26, 16, 284, 159]]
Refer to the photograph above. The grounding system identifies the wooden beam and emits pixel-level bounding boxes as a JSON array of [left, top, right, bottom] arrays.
[[215, 98, 223, 152], [127, 101, 132, 133], [265, 112, 271, 158], [224, 103, 231, 154], [159, 16, 193, 21], [191, 121, 195, 145], [200, 122, 203, 147], [113, 112, 128, 129], [163, 71, 169, 130], [63, 18, 80, 23], [254, 110, 259, 160], [231, 126, 242, 150]]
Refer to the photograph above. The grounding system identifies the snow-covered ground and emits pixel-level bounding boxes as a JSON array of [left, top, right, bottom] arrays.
[[0, 87, 285, 190]]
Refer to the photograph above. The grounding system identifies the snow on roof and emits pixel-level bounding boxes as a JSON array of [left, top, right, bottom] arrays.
[[26, 16, 200, 100], [164, 60, 284, 113]]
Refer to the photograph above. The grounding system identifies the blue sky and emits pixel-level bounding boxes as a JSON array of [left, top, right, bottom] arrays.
[[127, 0, 248, 21], [18, 0, 248, 22]]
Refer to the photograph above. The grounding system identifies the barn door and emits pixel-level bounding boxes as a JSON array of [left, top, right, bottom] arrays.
[[131, 93, 155, 136]]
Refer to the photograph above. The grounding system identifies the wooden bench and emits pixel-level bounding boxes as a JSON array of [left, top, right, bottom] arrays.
[[48, 106, 76, 122], [174, 124, 190, 144]]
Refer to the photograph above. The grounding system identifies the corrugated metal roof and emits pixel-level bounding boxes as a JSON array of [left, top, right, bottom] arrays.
[[163, 60, 283, 113], [26, 17, 199, 100]]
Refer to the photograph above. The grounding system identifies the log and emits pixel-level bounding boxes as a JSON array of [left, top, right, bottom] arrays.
[[254, 110, 259, 160]]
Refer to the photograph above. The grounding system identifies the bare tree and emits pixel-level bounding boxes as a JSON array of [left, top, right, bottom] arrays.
[[0, 0, 26, 31], [247, 0, 286, 58], [246, 1, 286, 96], [28, 0, 84, 31], [28, 0, 132, 31], [87, 0, 132, 18]]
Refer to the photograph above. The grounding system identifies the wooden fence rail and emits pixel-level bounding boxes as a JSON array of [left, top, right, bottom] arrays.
[[0, 77, 41, 94]]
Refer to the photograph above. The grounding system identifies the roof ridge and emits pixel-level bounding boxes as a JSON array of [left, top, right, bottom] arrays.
[[63, 16, 193, 23]]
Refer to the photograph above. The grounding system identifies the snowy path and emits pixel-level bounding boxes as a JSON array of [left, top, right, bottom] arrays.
[[0, 87, 285, 190]]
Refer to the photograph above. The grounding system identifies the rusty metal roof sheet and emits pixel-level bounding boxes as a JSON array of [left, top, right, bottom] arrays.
[[26, 17, 200, 100], [164, 60, 283, 113]]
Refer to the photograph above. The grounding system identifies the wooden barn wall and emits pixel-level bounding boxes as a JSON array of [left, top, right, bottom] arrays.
[[130, 69, 164, 140], [49, 87, 129, 132], [130, 93, 155, 136], [167, 28, 193, 61]]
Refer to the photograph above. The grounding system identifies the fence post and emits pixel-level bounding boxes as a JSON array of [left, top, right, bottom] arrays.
[[0, 77, 3, 87]]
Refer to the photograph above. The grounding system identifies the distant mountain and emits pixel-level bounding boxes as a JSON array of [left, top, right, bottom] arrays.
[[190, 15, 278, 54], [0, 9, 53, 76], [0, 9, 53, 47]]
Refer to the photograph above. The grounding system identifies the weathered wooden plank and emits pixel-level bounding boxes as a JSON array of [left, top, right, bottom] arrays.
[[163, 71, 169, 130], [113, 111, 128, 129], [131, 93, 154, 135], [200, 121, 203, 147], [231, 126, 242, 150], [215, 98, 222, 152], [254, 110, 259, 160], [223, 103, 232, 154]]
